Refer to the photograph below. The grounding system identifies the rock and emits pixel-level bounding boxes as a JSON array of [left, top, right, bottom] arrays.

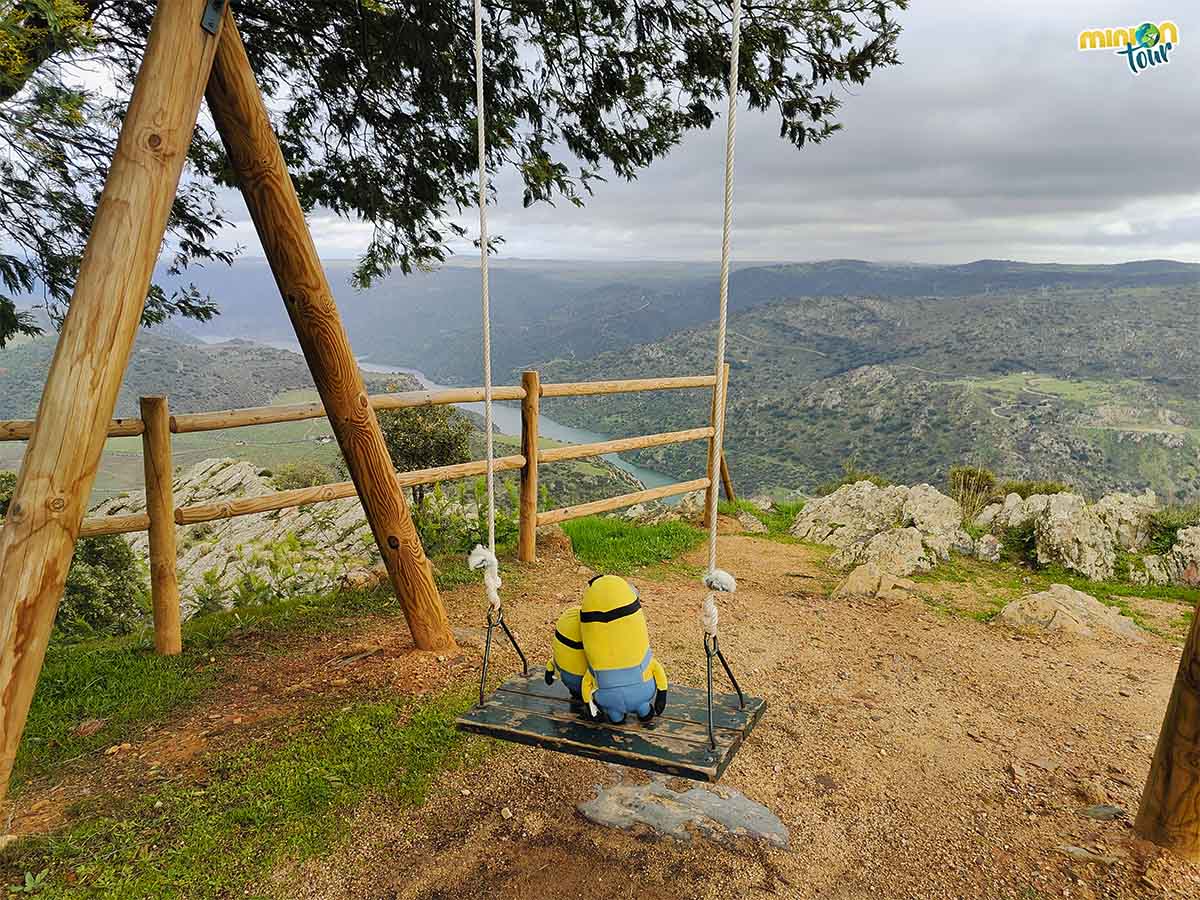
[[996, 584, 1143, 641], [833, 563, 918, 601], [675, 490, 707, 520], [974, 503, 1001, 529], [1079, 804, 1125, 821], [90, 458, 380, 619], [501, 806, 513, 820], [1092, 490, 1157, 551], [901, 484, 972, 557], [735, 510, 768, 534], [831, 527, 933, 577], [1141, 526, 1200, 586], [578, 778, 789, 848], [1034, 493, 1116, 582], [1056, 845, 1120, 866], [993, 492, 1054, 530], [790, 481, 909, 548], [747, 494, 777, 511], [974, 534, 1002, 563]]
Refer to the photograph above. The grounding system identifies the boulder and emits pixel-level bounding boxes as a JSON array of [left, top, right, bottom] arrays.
[[675, 490, 708, 520], [974, 503, 1001, 529], [1034, 493, 1116, 582], [902, 484, 974, 559], [996, 584, 1143, 641], [789, 481, 909, 548], [832, 563, 919, 601], [993, 492, 1055, 530], [975, 533, 1002, 563], [736, 510, 768, 534], [1139, 526, 1200, 586], [830, 526, 933, 577], [1092, 490, 1157, 551]]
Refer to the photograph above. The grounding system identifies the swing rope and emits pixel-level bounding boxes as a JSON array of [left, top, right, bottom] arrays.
[[469, 0, 526, 699]]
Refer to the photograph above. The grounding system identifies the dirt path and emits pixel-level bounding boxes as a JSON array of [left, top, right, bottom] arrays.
[[8, 531, 1200, 898], [274, 534, 1197, 900]]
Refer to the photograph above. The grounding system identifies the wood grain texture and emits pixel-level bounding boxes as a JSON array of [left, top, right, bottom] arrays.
[[140, 397, 180, 655], [205, 16, 453, 651], [174, 455, 525, 525], [539, 427, 713, 464], [0, 0, 225, 803], [518, 371, 540, 562], [1136, 601, 1200, 859], [169, 385, 526, 434], [720, 452, 736, 502], [538, 478, 710, 527], [0, 418, 144, 441], [704, 363, 731, 527], [78, 513, 151, 538], [540, 375, 715, 398]]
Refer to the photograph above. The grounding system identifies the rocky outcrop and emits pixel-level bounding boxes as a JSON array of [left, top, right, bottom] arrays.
[[1092, 490, 1157, 551], [90, 458, 379, 617], [1139, 526, 1200, 587], [1034, 493, 1116, 582], [996, 584, 1143, 641], [736, 511, 768, 534], [792, 481, 971, 577]]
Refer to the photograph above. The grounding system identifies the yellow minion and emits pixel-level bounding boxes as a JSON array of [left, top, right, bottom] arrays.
[[579, 575, 668, 723], [544, 606, 587, 701]]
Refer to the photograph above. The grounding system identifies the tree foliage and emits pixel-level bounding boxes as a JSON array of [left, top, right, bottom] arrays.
[[0, 0, 906, 345], [367, 401, 474, 503]]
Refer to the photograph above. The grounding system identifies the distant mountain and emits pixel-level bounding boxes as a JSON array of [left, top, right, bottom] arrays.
[[156, 257, 1200, 386]]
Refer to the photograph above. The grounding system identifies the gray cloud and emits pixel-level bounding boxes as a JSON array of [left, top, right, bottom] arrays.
[[215, 0, 1199, 267]]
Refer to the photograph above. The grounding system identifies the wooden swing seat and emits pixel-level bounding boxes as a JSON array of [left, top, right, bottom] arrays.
[[455, 671, 765, 782]]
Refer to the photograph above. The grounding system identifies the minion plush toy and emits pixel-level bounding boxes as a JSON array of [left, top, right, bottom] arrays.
[[579, 575, 668, 723], [544, 606, 587, 702]]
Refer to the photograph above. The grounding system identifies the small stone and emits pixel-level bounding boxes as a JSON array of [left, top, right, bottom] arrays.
[[1079, 804, 1125, 821], [154, 800, 164, 810], [501, 807, 513, 820], [329, 677, 349, 686], [1056, 845, 1119, 865], [1075, 779, 1108, 805], [0, 835, 17, 851], [1118, 688, 1132, 698], [436, 655, 447, 663], [460, 789, 471, 797]]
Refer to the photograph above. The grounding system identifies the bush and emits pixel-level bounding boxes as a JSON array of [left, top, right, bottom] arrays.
[[948, 465, 997, 522], [1146, 503, 1200, 555], [815, 462, 890, 497], [411, 479, 520, 557], [1000, 522, 1037, 566], [996, 479, 1071, 500], [271, 460, 336, 491], [57, 536, 150, 642], [0, 469, 15, 515]]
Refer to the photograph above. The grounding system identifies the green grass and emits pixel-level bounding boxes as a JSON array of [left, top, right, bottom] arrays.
[[1, 691, 484, 898], [717, 498, 804, 539], [17, 588, 401, 788], [562, 516, 705, 574]]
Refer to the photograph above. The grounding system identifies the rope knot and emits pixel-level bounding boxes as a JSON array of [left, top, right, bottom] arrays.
[[468, 544, 502, 612], [703, 568, 737, 594], [701, 594, 719, 638]]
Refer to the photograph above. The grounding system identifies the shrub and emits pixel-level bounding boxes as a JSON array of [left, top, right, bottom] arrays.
[[1000, 521, 1037, 566], [1146, 503, 1200, 555], [815, 462, 890, 497], [375, 399, 473, 505], [411, 479, 520, 557], [996, 479, 1071, 500], [0, 469, 15, 515], [271, 460, 336, 491], [57, 536, 150, 642], [947, 465, 997, 522]]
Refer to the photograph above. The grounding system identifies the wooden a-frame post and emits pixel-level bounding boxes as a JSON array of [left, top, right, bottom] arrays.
[[0, 0, 452, 804]]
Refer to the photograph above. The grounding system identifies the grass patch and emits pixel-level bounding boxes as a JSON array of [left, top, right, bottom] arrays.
[[1146, 503, 1200, 555], [562, 517, 704, 574], [717, 498, 804, 540], [2, 691, 483, 898], [17, 588, 400, 788]]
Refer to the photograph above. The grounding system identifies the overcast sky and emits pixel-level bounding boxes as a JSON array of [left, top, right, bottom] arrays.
[[219, 0, 1197, 266]]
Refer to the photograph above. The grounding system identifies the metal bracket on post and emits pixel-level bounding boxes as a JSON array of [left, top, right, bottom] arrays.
[[201, 0, 225, 34]]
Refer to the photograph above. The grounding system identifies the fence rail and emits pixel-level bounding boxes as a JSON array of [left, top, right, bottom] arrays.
[[0, 369, 733, 653]]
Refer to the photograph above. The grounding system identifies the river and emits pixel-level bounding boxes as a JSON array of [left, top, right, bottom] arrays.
[[197, 336, 676, 490]]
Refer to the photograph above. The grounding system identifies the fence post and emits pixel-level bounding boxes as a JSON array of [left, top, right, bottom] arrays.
[[518, 370, 541, 562], [704, 362, 731, 526], [140, 396, 181, 655], [720, 451, 736, 503]]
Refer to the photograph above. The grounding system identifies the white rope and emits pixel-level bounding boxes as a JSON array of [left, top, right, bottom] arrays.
[[468, 545, 502, 613], [701, 0, 742, 617], [473, 0, 496, 555]]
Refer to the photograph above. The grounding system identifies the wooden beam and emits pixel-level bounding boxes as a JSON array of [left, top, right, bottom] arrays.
[[175, 455, 526, 526], [537, 478, 710, 527], [1136, 602, 1200, 860], [0, 0, 226, 804], [720, 451, 736, 502], [169, 385, 526, 434], [540, 375, 715, 398], [539, 427, 713, 464], [78, 513, 151, 539], [141, 397, 181, 655], [205, 17, 453, 651], [0, 417, 143, 442], [704, 363, 731, 527], [518, 371, 540, 562]]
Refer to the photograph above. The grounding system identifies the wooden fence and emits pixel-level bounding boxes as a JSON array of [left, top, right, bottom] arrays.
[[0, 366, 734, 654]]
